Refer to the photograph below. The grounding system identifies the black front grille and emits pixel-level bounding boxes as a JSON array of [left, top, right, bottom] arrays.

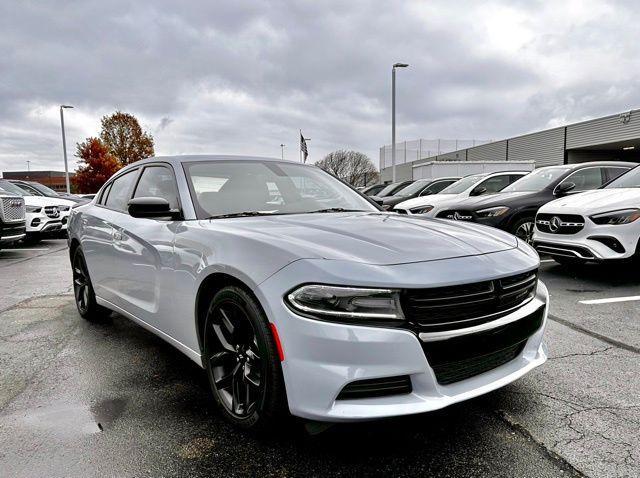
[[536, 213, 584, 234], [402, 270, 538, 330], [336, 375, 412, 400], [436, 210, 475, 221], [422, 305, 544, 385]]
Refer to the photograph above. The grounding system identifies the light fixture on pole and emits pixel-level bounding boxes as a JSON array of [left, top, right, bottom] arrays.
[[26, 160, 30, 173], [60, 105, 74, 193], [280, 144, 285, 160], [391, 63, 409, 183]]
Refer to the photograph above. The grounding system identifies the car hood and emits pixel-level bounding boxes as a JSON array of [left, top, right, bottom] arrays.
[[203, 212, 518, 265], [395, 194, 459, 210], [539, 188, 640, 214], [23, 196, 69, 207], [451, 191, 541, 210]]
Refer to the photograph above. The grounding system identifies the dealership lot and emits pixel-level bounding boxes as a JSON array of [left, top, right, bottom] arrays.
[[0, 240, 638, 477]]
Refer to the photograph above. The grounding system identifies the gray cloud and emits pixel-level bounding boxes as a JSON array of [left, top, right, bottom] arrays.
[[1, 0, 639, 172]]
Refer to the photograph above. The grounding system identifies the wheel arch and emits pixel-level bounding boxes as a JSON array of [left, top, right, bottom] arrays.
[[194, 272, 264, 356]]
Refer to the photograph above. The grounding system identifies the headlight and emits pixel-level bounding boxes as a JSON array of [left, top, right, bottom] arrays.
[[286, 284, 404, 321], [26, 205, 42, 213], [476, 206, 509, 218], [409, 205, 433, 214], [59, 205, 70, 211], [590, 209, 640, 225]]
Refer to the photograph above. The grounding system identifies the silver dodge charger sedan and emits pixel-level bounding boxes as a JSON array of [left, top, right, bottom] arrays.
[[67, 155, 548, 431]]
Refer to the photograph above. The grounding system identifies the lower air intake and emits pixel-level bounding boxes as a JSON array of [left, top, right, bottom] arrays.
[[336, 375, 412, 400]]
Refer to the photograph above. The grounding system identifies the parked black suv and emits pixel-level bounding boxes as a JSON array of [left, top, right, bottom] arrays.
[[433, 161, 634, 242], [380, 177, 460, 210]]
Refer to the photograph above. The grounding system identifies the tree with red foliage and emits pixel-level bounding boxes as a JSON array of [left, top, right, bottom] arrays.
[[72, 137, 122, 193]]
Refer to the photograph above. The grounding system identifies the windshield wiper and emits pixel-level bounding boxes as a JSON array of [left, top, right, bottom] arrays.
[[307, 208, 369, 214], [205, 211, 276, 220]]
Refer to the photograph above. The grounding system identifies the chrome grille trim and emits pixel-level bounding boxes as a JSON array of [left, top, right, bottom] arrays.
[[0, 197, 26, 222]]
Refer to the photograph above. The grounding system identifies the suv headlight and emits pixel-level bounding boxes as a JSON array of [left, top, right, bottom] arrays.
[[476, 206, 509, 218], [409, 205, 433, 214], [26, 205, 42, 213], [286, 285, 404, 321], [590, 209, 640, 225]]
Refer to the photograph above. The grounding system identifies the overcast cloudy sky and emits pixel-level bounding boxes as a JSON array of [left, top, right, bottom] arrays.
[[1, 0, 639, 173]]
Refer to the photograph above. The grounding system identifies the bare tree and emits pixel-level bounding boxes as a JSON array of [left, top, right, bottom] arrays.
[[315, 150, 379, 186]]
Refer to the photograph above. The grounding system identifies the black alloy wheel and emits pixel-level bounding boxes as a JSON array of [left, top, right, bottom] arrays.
[[203, 286, 287, 430], [513, 218, 535, 244], [72, 248, 110, 321]]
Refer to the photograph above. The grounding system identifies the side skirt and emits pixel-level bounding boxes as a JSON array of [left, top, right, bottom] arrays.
[[95, 296, 204, 368]]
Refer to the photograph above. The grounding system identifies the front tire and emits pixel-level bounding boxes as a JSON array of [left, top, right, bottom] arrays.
[[203, 286, 288, 431], [72, 248, 110, 321]]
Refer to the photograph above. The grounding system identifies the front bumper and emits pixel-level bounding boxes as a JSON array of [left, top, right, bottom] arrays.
[[533, 220, 639, 261], [0, 221, 26, 244], [259, 254, 547, 422], [26, 211, 63, 234]]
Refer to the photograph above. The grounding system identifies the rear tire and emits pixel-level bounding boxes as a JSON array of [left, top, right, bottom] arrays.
[[72, 247, 110, 321], [203, 286, 288, 432]]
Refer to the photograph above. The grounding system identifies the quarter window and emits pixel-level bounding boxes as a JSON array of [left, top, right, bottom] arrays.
[[104, 170, 137, 211], [133, 166, 179, 209]]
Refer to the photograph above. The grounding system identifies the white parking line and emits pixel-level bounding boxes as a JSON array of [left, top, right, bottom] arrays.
[[580, 296, 640, 305]]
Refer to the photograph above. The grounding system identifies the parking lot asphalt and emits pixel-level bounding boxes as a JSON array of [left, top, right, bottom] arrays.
[[0, 240, 638, 478]]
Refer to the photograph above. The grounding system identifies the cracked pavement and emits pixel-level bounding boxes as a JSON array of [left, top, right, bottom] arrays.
[[0, 240, 638, 477]]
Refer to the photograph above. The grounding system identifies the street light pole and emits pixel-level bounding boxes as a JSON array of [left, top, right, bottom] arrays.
[[60, 105, 74, 193], [391, 63, 409, 183], [280, 144, 285, 160]]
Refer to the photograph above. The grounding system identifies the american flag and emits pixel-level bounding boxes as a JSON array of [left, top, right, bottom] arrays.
[[300, 131, 308, 163]]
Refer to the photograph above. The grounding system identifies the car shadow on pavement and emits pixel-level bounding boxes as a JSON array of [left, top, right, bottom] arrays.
[[543, 261, 640, 287]]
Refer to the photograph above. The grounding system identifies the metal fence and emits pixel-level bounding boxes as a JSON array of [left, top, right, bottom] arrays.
[[379, 139, 491, 170]]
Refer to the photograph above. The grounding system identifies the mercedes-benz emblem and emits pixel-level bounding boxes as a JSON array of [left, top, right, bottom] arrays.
[[52, 206, 60, 218], [549, 216, 562, 233], [453, 212, 462, 221]]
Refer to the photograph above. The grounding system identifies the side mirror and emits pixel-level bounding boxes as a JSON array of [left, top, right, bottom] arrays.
[[470, 186, 487, 196], [555, 182, 576, 196], [128, 197, 181, 219], [372, 197, 384, 207]]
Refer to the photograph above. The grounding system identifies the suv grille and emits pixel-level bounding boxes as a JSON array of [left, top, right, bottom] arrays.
[[402, 270, 538, 330], [0, 197, 26, 222], [422, 306, 544, 385], [536, 213, 584, 234], [44, 205, 60, 218]]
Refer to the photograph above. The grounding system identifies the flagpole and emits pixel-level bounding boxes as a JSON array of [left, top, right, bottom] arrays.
[[299, 129, 302, 163]]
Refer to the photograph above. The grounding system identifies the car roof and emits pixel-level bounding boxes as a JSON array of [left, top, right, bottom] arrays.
[[543, 161, 636, 170], [129, 154, 298, 168]]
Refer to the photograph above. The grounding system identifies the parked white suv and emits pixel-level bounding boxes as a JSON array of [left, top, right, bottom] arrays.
[[533, 165, 640, 264], [394, 171, 530, 216], [0, 192, 26, 249], [0, 179, 72, 242]]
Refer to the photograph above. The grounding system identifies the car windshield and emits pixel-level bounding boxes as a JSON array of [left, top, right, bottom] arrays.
[[502, 167, 569, 192], [440, 175, 484, 194], [25, 182, 60, 197], [376, 181, 408, 197], [184, 160, 378, 218], [605, 165, 640, 188], [395, 180, 429, 197], [0, 179, 26, 196]]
